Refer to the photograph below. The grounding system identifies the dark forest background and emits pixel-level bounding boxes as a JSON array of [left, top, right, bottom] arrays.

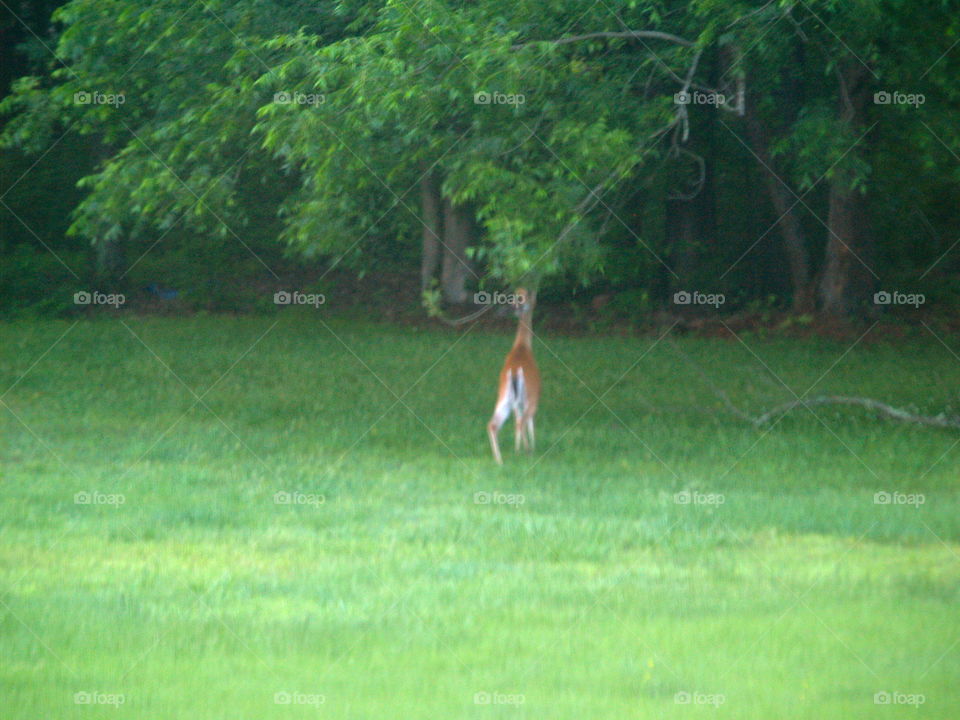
[[2, 0, 959, 328]]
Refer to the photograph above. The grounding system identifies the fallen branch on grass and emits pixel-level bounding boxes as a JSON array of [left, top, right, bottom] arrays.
[[753, 395, 960, 429], [665, 336, 960, 430]]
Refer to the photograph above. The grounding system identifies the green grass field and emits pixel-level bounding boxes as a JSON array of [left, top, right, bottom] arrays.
[[1, 316, 958, 719]]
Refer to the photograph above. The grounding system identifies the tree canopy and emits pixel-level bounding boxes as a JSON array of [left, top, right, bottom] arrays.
[[3, 0, 960, 315]]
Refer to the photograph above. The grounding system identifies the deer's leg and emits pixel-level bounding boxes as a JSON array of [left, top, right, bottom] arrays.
[[525, 414, 535, 452], [488, 391, 512, 465], [488, 420, 503, 465]]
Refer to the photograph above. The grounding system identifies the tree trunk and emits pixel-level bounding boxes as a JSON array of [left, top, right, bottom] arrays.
[[820, 183, 859, 317], [96, 235, 126, 285], [419, 171, 442, 293], [666, 197, 699, 299], [742, 92, 815, 313], [817, 63, 874, 317], [440, 199, 472, 304], [819, 185, 873, 316]]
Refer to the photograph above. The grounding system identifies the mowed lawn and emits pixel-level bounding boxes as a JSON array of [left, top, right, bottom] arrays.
[[1, 315, 958, 719]]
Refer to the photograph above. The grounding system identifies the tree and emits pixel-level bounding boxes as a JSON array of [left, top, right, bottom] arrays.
[[2, 0, 355, 262], [3, 0, 709, 298], [711, 0, 960, 316]]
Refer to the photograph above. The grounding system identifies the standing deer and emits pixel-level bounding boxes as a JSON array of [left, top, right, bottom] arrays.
[[487, 288, 540, 464]]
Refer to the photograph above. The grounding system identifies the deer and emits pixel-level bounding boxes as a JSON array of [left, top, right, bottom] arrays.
[[487, 288, 540, 464]]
